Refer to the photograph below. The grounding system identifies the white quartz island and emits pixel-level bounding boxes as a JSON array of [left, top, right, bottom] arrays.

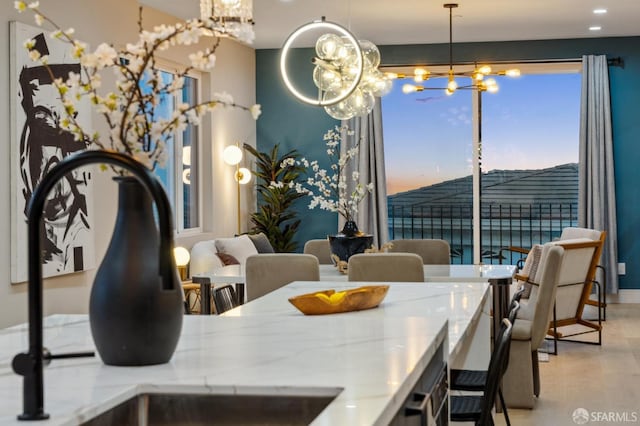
[[0, 282, 489, 425]]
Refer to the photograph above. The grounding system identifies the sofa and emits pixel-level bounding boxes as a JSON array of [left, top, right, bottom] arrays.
[[189, 233, 275, 276]]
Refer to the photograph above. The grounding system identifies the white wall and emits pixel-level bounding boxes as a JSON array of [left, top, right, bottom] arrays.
[[0, 0, 256, 328]]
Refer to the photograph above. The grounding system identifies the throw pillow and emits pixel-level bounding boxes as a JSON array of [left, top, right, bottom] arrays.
[[189, 240, 224, 275], [519, 244, 542, 299], [216, 252, 240, 265], [215, 234, 258, 264], [248, 232, 275, 253]]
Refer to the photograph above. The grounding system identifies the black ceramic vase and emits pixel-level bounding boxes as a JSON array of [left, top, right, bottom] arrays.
[[340, 220, 360, 237], [89, 176, 183, 366], [328, 220, 374, 265]]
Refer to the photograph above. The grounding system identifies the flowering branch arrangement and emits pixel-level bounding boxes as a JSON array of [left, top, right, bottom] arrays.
[[15, 1, 261, 172], [280, 125, 374, 223]]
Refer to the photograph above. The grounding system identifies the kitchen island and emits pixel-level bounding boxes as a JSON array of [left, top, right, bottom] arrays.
[[0, 282, 489, 425]]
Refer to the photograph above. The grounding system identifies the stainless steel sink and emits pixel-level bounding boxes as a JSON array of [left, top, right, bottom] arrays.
[[81, 387, 340, 426]]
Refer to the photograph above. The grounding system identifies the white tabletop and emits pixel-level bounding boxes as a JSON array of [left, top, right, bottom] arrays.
[[194, 263, 516, 284], [318, 263, 516, 282], [194, 264, 244, 283]]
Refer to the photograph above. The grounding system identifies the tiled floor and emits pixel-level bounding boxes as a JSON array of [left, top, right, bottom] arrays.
[[495, 303, 640, 426]]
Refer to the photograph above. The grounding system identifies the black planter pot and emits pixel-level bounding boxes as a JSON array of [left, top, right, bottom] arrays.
[[328, 234, 374, 264], [89, 176, 183, 366], [328, 221, 373, 265]]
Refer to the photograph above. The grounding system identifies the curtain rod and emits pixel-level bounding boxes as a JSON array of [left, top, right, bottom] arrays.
[[382, 56, 624, 68]]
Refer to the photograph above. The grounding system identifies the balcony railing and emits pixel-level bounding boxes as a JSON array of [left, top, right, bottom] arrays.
[[388, 202, 578, 265]]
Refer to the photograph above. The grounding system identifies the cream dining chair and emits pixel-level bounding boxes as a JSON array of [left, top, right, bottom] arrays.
[[502, 245, 564, 408], [303, 239, 333, 264], [347, 253, 424, 282], [245, 254, 320, 301], [388, 239, 451, 264]]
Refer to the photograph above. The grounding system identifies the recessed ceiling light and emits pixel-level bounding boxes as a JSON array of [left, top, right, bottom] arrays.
[[589, 26, 602, 31], [593, 8, 607, 14]]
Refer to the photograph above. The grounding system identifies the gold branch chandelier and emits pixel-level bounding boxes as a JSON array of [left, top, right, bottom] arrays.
[[388, 3, 520, 95]]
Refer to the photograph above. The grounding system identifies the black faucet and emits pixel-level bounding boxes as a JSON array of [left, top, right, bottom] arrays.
[[12, 150, 177, 421]]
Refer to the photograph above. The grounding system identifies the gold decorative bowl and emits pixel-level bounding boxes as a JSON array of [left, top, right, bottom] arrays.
[[288, 285, 390, 315]]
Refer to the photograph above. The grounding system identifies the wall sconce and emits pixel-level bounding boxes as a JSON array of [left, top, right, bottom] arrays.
[[182, 146, 191, 185], [173, 246, 191, 281], [223, 144, 251, 234]]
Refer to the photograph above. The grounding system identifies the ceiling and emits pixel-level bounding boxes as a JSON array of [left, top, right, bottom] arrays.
[[139, 0, 640, 49]]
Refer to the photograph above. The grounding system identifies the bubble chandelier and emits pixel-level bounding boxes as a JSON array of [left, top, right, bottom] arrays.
[[280, 17, 392, 120]]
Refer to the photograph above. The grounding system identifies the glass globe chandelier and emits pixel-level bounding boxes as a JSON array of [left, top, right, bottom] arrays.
[[280, 18, 392, 120], [388, 3, 520, 95], [199, 0, 254, 41]]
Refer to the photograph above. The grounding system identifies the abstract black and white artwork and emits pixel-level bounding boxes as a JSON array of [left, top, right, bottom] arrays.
[[10, 21, 95, 284]]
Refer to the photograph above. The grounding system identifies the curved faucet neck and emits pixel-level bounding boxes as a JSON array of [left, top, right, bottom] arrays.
[[14, 150, 177, 420]]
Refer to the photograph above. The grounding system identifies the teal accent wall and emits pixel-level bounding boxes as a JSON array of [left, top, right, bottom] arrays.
[[256, 37, 640, 290], [255, 48, 339, 252]]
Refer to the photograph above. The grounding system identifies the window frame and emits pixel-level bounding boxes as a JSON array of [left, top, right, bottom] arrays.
[[152, 59, 204, 236]]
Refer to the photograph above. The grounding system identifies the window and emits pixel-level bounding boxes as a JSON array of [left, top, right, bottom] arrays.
[[383, 63, 581, 263], [147, 67, 202, 234]]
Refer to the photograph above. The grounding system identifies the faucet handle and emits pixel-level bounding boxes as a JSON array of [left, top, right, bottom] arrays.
[[13, 348, 95, 376], [11, 352, 33, 377], [44, 349, 95, 362]]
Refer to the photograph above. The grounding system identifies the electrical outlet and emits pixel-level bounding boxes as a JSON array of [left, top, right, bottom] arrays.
[[618, 262, 626, 275]]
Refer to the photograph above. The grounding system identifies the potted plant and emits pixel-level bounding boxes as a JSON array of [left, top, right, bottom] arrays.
[[243, 143, 306, 252]]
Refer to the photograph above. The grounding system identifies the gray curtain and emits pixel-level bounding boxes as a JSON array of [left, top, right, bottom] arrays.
[[579, 54, 619, 293], [340, 98, 389, 247]]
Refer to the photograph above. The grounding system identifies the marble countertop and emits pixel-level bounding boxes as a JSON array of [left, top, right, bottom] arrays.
[[224, 281, 490, 361], [0, 282, 489, 426]]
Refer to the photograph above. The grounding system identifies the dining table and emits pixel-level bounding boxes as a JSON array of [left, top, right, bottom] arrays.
[[191, 263, 516, 335]]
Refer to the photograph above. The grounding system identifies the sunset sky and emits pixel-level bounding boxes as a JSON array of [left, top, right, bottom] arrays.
[[382, 73, 581, 195]]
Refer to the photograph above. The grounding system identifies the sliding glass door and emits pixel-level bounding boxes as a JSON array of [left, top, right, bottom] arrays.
[[383, 63, 581, 264], [383, 77, 473, 263], [480, 69, 581, 264]]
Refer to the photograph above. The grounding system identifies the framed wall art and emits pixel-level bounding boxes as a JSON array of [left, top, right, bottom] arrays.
[[10, 21, 95, 283]]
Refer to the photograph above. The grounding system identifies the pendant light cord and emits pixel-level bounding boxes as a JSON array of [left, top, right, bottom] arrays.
[[448, 4, 454, 72]]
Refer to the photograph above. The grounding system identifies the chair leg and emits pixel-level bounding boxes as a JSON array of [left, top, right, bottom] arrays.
[[595, 265, 607, 321], [532, 350, 540, 397], [499, 387, 511, 426]]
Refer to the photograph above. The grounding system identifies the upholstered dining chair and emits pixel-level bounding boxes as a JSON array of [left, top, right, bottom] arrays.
[[347, 253, 424, 282], [303, 239, 333, 264], [245, 254, 320, 301], [502, 245, 564, 408], [388, 239, 451, 264]]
